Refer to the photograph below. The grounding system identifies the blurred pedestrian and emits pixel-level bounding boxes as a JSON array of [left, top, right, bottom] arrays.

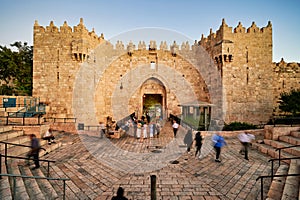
[[184, 129, 193, 154], [27, 134, 41, 169], [212, 132, 226, 162], [195, 131, 203, 157], [238, 131, 255, 160]]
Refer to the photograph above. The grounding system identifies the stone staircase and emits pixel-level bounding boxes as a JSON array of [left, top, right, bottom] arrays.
[[0, 125, 64, 199], [253, 129, 300, 200], [0, 126, 126, 199]]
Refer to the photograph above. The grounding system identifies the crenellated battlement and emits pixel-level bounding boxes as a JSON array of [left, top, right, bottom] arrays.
[[34, 18, 104, 42], [107, 40, 198, 52], [199, 18, 273, 68], [200, 18, 272, 44]]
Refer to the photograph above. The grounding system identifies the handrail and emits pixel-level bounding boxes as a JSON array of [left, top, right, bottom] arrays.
[[0, 141, 46, 164], [0, 141, 54, 177], [256, 174, 300, 200], [275, 144, 300, 166], [0, 173, 69, 200], [0, 154, 55, 177], [0, 114, 44, 125], [268, 157, 300, 179], [43, 117, 76, 123]]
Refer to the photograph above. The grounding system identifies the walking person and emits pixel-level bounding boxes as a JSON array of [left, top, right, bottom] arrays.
[[155, 120, 161, 138], [238, 131, 255, 160], [184, 129, 193, 154], [194, 131, 203, 158], [149, 122, 154, 138], [27, 134, 41, 169], [172, 120, 179, 138], [212, 132, 226, 162], [143, 122, 148, 139], [99, 122, 106, 138]]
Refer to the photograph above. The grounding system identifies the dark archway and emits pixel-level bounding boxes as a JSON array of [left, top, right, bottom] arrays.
[[143, 94, 163, 122]]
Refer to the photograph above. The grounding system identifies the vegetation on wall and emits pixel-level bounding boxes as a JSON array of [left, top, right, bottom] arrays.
[[278, 89, 300, 116], [0, 42, 33, 95], [222, 122, 257, 131]]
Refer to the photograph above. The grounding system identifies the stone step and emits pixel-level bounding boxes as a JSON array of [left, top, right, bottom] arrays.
[[30, 164, 59, 199], [0, 158, 12, 200], [18, 164, 45, 199], [290, 131, 300, 138], [56, 163, 90, 199], [0, 129, 24, 141], [41, 164, 78, 200], [279, 135, 300, 145], [7, 160, 30, 200], [281, 160, 300, 200], [266, 164, 289, 200], [0, 126, 13, 133], [264, 139, 300, 157], [0, 135, 29, 152], [252, 143, 292, 164]]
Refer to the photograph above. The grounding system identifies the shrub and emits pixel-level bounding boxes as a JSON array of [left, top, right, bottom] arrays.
[[222, 122, 257, 131]]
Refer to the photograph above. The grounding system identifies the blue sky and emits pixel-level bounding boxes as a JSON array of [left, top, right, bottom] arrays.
[[0, 0, 299, 62]]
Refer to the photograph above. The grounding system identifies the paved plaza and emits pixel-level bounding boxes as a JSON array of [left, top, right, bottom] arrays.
[[42, 122, 273, 200]]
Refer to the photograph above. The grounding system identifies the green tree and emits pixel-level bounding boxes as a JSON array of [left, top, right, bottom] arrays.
[[0, 42, 33, 95], [279, 89, 300, 116]]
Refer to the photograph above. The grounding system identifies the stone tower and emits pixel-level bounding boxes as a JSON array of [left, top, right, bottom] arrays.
[[33, 18, 104, 118], [200, 19, 273, 124]]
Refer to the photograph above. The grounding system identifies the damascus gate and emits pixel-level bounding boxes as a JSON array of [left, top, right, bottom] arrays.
[[33, 18, 300, 129]]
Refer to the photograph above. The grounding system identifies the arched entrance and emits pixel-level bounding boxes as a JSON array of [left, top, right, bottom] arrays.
[[139, 78, 166, 122]]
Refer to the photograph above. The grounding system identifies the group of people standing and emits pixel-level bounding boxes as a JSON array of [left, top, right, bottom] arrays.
[[133, 117, 161, 140]]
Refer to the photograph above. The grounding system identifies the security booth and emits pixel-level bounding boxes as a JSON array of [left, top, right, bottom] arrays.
[[178, 101, 212, 131]]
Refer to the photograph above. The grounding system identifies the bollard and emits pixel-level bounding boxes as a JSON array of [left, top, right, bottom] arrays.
[[150, 175, 156, 200]]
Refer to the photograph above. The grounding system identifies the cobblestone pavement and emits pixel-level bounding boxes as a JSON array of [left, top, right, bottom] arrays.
[[43, 122, 273, 200]]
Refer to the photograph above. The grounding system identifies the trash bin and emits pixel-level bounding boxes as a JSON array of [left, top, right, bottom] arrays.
[[78, 123, 84, 130]]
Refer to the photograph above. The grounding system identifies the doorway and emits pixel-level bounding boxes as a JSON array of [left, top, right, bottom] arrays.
[[143, 94, 163, 122]]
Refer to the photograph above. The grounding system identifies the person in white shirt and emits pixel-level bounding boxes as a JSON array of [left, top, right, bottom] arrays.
[[42, 128, 56, 145], [172, 120, 179, 138], [238, 131, 255, 160]]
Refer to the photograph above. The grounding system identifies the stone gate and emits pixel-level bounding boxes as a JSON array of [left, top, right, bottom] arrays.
[[33, 18, 300, 127]]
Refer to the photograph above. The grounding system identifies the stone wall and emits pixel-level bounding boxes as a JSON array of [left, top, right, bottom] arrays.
[[33, 18, 300, 128], [33, 18, 104, 118], [264, 125, 300, 140], [272, 60, 300, 115], [13, 124, 49, 138], [200, 19, 285, 125]]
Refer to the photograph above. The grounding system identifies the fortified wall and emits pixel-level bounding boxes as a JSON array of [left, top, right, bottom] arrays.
[[33, 18, 300, 125], [33, 18, 104, 118]]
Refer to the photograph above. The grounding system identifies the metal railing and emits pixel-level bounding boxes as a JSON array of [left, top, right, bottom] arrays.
[[0, 114, 44, 126], [276, 144, 300, 166], [43, 117, 76, 123], [0, 173, 69, 200], [257, 146, 300, 200], [256, 174, 300, 200], [0, 141, 55, 177], [268, 157, 300, 179], [272, 116, 300, 127]]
